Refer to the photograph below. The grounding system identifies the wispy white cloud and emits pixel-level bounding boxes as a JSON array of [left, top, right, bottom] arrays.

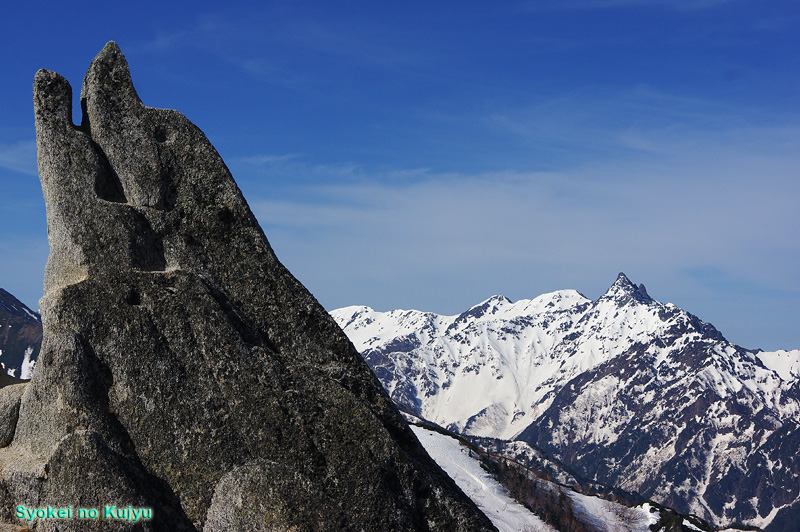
[[0, 141, 37, 176], [130, 14, 319, 91], [132, 7, 426, 93], [233, 153, 301, 166], [484, 84, 799, 168], [135, 29, 193, 53]]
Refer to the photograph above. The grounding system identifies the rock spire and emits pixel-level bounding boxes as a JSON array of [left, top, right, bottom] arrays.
[[0, 42, 494, 531]]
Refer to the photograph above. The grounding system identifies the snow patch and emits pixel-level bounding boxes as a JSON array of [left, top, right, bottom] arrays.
[[756, 349, 800, 381], [21, 346, 35, 380], [569, 494, 659, 532], [410, 425, 555, 532]]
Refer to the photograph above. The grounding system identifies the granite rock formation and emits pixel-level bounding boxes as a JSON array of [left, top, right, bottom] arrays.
[[0, 42, 495, 531]]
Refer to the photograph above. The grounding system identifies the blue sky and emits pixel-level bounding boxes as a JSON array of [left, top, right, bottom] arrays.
[[1, 1, 798, 350]]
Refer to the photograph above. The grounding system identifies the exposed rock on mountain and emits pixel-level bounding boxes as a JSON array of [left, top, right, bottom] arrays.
[[332, 273, 800, 530], [0, 42, 495, 531], [0, 288, 41, 379]]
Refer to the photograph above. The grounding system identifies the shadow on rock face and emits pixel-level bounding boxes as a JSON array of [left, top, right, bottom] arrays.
[[0, 42, 496, 531]]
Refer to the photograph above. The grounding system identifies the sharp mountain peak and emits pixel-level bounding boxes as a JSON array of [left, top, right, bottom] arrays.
[[601, 272, 653, 304]]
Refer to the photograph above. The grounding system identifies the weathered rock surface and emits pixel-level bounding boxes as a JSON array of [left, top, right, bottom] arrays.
[[0, 42, 495, 531], [0, 384, 25, 448]]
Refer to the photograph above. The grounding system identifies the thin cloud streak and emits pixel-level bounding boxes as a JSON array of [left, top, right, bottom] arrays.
[[486, 85, 795, 164], [0, 141, 37, 176], [233, 154, 301, 166], [132, 7, 429, 96]]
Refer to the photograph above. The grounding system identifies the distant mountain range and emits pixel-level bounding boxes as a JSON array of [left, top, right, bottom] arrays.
[[331, 273, 800, 531], [0, 288, 41, 379]]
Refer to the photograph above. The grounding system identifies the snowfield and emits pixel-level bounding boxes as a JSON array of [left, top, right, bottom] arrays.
[[411, 425, 661, 532], [411, 425, 554, 532]]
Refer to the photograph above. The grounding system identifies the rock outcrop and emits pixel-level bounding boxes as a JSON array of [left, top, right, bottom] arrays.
[[0, 42, 495, 531]]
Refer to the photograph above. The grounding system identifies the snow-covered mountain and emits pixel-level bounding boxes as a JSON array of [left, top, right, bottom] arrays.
[[0, 288, 41, 379], [331, 273, 800, 531]]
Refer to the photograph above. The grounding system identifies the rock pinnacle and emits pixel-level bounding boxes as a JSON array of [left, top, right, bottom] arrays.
[[0, 42, 495, 532]]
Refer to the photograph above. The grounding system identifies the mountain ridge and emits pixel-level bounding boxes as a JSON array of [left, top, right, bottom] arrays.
[[0, 289, 40, 322], [331, 273, 800, 530]]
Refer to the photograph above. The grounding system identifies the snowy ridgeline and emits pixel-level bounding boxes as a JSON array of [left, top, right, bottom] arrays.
[[0, 298, 40, 322], [331, 273, 800, 530], [332, 276, 800, 441], [410, 425, 661, 532]]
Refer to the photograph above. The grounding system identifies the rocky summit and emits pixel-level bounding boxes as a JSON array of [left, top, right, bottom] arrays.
[[0, 42, 495, 531]]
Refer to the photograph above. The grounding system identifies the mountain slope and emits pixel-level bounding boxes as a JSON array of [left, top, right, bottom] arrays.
[[409, 425, 556, 532], [0, 288, 41, 378], [331, 273, 800, 530], [410, 423, 674, 532]]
